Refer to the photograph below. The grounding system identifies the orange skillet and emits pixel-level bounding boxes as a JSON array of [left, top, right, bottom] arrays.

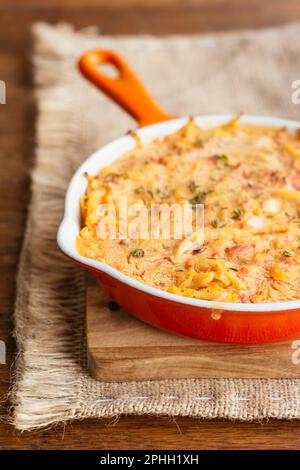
[[57, 49, 300, 343]]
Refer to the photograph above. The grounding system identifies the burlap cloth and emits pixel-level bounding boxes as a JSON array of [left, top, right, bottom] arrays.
[[12, 22, 300, 430]]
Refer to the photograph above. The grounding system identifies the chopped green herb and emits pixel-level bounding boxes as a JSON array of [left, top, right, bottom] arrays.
[[131, 249, 145, 258], [191, 190, 213, 206], [188, 181, 200, 192], [212, 218, 221, 228], [214, 154, 229, 164], [232, 208, 244, 221], [194, 138, 204, 147], [283, 250, 292, 257]]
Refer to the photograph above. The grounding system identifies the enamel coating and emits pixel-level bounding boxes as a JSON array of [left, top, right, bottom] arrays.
[[57, 50, 300, 343]]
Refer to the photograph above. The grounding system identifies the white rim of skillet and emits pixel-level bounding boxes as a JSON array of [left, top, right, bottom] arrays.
[[57, 114, 300, 313]]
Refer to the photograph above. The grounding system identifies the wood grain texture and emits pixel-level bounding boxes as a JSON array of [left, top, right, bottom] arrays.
[[2, 0, 300, 450], [87, 281, 300, 381]]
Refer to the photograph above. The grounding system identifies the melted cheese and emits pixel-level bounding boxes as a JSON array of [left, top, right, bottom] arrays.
[[77, 117, 300, 303]]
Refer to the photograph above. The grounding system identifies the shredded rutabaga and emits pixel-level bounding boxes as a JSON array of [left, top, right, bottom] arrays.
[[77, 116, 300, 303]]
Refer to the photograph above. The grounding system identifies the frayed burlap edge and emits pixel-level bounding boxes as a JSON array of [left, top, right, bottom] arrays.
[[10, 22, 300, 431]]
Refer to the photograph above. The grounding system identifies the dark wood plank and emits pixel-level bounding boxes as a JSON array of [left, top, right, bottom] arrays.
[[2, 0, 300, 450]]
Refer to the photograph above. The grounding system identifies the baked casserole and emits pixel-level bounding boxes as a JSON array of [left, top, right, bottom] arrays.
[[77, 116, 300, 303]]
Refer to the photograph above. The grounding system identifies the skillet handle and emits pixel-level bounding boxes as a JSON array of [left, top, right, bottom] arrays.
[[78, 49, 173, 127]]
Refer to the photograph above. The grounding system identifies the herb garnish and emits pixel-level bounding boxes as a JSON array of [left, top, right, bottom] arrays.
[[134, 186, 154, 199], [188, 181, 200, 192], [212, 218, 221, 228], [131, 249, 145, 258], [191, 191, 213, 206], [232, 208, 244, 221], [283, 250, 292, 258], [194, 138, 204, 147], [214, 154, 229, 164]]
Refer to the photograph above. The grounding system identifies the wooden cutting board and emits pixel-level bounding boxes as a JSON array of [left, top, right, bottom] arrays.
[[86, 277, 300, 382]]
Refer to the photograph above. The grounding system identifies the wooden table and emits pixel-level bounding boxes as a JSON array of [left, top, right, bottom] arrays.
[[2, 0, 300, 450]]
